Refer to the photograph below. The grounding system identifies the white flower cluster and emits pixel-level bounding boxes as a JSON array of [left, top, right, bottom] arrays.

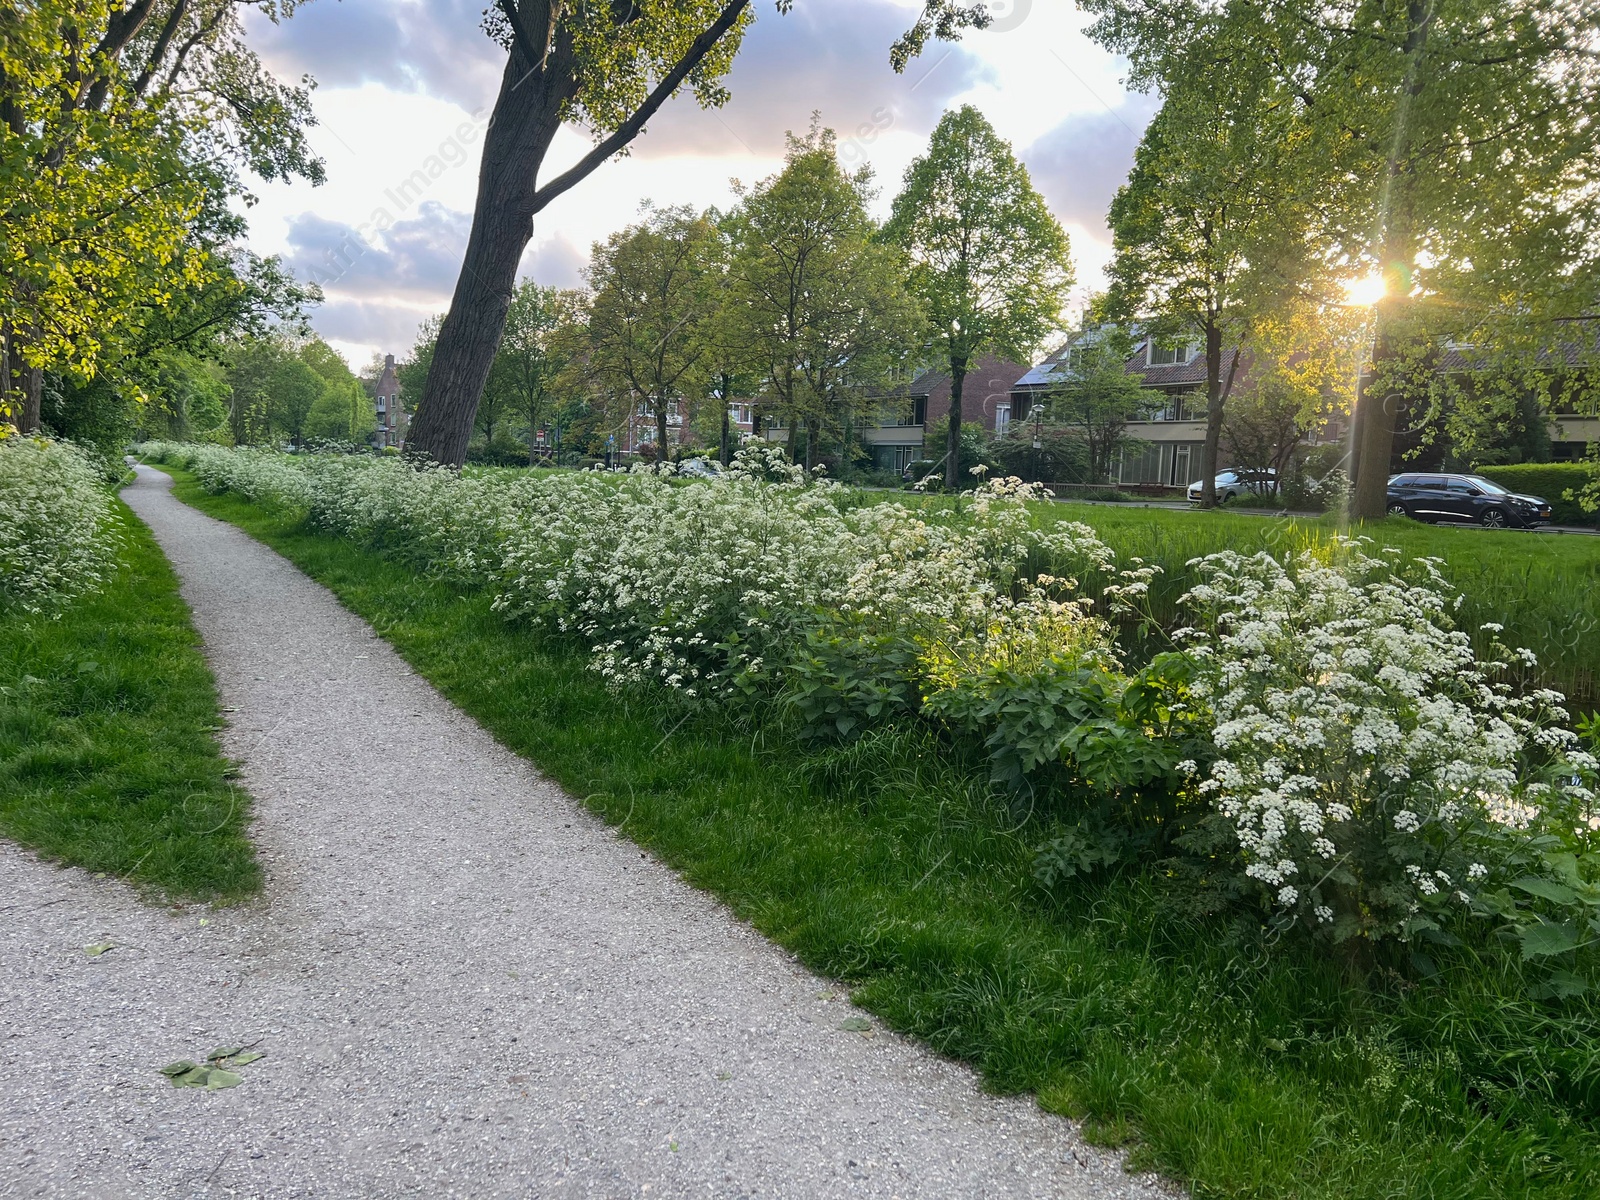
[[138, 441, 1115, 700], [1178, 539, 1596, 937], [0, 437, 121, 615]]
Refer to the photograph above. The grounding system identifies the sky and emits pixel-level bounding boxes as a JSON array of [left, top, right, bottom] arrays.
[[240, 0, 1157, 370]]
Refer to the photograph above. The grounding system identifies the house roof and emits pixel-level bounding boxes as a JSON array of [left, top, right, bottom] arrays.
[[1016, 326, 1235, 392]]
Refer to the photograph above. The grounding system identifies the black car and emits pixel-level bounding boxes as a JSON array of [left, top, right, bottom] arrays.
[[1385, 472, 1552, 529]]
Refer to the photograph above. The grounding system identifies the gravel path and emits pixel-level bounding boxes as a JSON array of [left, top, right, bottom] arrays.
[[0, 466, 1176, 1200]]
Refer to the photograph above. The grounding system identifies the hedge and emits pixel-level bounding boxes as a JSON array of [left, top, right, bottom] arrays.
[[1473, 462, 1597, 527]]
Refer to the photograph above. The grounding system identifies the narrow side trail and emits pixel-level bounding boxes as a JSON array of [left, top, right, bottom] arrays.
[[0, 466, 1173, 1200]]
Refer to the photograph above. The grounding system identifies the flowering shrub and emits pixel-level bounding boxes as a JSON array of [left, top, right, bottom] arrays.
[[1175, 539, 1598, 943], [139, 441, 1600, 965], [0, 437, 121, 615]]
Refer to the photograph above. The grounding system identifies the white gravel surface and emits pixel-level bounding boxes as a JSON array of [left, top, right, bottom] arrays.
[[0, 465, 1179, 1199]]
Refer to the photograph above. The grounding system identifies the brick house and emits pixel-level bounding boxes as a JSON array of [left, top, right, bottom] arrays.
[[374, 354, 406, 449], [861, 352, 1033, 474]]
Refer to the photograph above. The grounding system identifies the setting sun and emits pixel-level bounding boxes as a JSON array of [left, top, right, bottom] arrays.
[[1343, 273, 1388, 307]]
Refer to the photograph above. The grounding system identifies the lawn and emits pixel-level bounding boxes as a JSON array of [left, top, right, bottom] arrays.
[[1025, 499, 1600, 710], [162, 463, 1600, 1200], [0, 498, 259, 900]]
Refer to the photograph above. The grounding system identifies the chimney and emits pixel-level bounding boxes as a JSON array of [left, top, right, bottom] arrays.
[[385, 353, 395, 369]]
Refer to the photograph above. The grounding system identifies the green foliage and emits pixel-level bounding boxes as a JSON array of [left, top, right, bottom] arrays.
[[0, 1, 320, 426], [884, 105, 1072, 488], [1474, 464, 1597, 528], [728, 125, 922, 466], [0, 501, 257, 899], [1041, 329, 1152, 483], [170, 468, 1600, 1199], [788, 621, 920, 739], [586, 206, 721, 456]]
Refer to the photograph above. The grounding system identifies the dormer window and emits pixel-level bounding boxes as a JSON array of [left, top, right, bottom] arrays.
[[1148, 341, 1191, 367]]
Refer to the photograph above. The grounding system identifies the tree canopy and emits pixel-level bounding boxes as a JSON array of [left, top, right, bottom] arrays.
[[884, 104, 1073, 487]]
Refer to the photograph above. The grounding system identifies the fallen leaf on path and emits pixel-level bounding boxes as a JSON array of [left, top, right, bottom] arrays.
[[84, 942, 114, 957], [837, 1017, 872, 1033]]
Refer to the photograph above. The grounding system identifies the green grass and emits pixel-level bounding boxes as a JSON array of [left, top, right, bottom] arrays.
[[0, 498, 259, 900], [1026, 500, 1600, 710], [162, 464, 1600, 1199]]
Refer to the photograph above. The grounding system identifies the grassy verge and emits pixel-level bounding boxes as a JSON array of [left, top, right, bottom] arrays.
[[1035, 500, 1600, 709], [0, 498, 258, 900], [163, 466, 1600, 1199]]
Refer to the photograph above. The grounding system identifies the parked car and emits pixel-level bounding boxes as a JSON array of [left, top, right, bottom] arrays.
[[1385, 472, 1552, 528], [1187, 468, 1277, 505]]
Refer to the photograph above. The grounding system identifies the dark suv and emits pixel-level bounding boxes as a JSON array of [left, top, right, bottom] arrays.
[[1386, 473, 1552, 529]]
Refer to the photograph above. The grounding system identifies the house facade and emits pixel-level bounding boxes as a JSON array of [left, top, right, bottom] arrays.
[[1011, 331, 1238, 489], [861, 353, 1032, 474], [374, 354, 406, 449]]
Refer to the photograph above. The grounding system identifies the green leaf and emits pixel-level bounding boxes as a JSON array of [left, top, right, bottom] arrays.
[[229, 1050, 265, 1067], [1535, 969, 1589, 1000], [204, 1068, 243, 1090], [1519, 920, 1581, 960], [83, 942, 114, 957], [837, 1016, 872, 1033], [159, 1060, 198, 1078], [206, 1045, 244, 1062], [1512, 877, 1579, 906]]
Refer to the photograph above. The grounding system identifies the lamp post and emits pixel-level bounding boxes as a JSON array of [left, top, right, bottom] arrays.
[[1030, 400, 1044, 484]]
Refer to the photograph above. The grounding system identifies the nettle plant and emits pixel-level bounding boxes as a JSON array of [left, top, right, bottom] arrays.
[[1174, 540, 1600, 956]]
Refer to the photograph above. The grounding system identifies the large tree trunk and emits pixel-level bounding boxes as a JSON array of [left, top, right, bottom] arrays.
[[1350, 0, 1429, 520], [1198, 323, 1224, 508], [405, 53, 574, 467], [1351, 320, 1400, 519], [944, 356, 968, 490]]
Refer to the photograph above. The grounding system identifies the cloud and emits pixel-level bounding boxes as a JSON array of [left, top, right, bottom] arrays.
[[1022, 93, 1159, 234], [306, 298, 437, 354], [611, 0, 989, 161], [284, 201, 471, 301], [520, 236, 588, 290], [246, 0, 504, 113]]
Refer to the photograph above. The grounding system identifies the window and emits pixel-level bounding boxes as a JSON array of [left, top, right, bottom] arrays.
[[995, 404, 1011, 437], [1148, 342, 1191, 367], [912, 396, 927, 426]]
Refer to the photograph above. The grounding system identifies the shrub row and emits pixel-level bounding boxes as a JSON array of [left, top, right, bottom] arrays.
[[141, 441, 1600, 983], [1475, 462, 1597, 527]]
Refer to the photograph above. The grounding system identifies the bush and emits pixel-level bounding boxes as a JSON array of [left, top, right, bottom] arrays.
[[157, 440, 1600, 971], [1174, 539, 1597, 949], [1474, 462, 1597, 526], [0, 437, 121, 616]]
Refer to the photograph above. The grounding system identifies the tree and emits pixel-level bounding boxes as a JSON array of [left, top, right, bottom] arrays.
[[1086, 0, 1600, 518], [884, 105, 1074, 488], [1, 0, 321, 432], [1045, 329, 1152, 483], [223, 334, 325, 447], [301, 339, 377, 444], [406, 1, 994, 466], [729, 125, 921, 470], [1100, 16, 1315, 507], [487, 281, 578, 465], [584, 206, 719, 467]]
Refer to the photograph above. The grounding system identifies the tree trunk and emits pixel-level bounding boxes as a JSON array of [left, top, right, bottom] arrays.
[[3, 327, 43, 435], [1350, 0, 1429, 520], [1199, 323, 1224, 507], [944, 356, 968, 490], [805, 418, 818, 472], [1351, 324, 1400, 519], [405, 53, 574, 467], [656, 396, 669, 471], [719, 378, 732, 466]]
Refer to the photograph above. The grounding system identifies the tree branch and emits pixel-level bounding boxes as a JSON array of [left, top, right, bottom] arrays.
[[133, 0, 193, 97], [530, 0, 751, 214]]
